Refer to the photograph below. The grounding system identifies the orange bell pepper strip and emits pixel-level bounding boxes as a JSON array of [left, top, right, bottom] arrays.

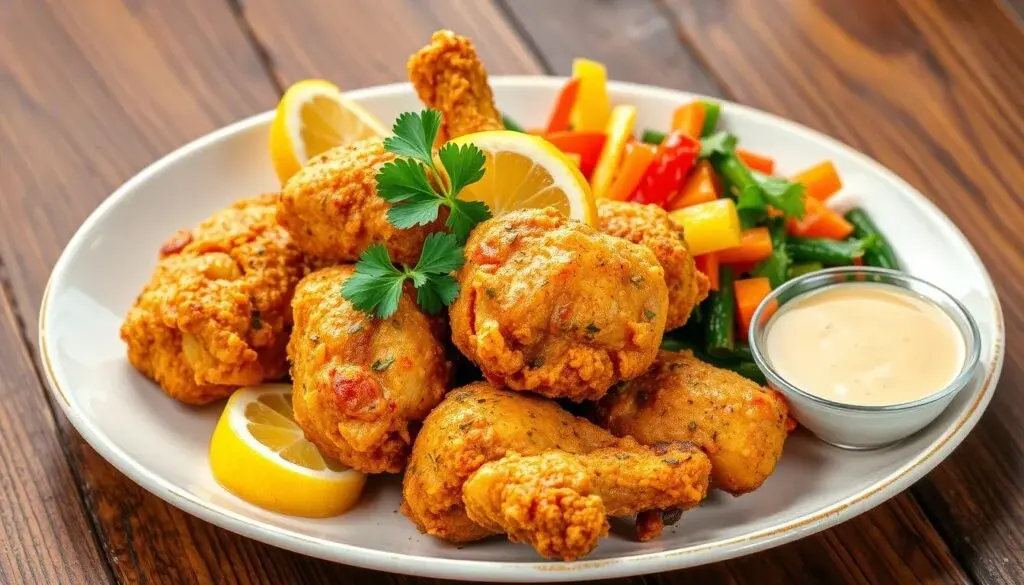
[[544, 131, 607, 179], [668, 160, 719, 210], [671, 102, 706, 139], [791, 161, 842, 201], [787, 196, 855, 240], [545, 78, 581, 133], [736, 149, 775, 174], [717, 227, 773, 264], [606, 141, 657, 201], [695, 253, 720, 291], [734, 277, 773, 334]]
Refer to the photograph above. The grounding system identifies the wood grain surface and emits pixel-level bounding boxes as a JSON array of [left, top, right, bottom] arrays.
[[0, 0, 1020, 583]]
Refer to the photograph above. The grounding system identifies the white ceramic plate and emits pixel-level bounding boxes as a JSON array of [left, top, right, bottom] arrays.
[[40, 78, 1004, 582]]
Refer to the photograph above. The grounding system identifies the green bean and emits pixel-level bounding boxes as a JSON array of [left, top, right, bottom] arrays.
[[731, 361, 767, 385], [660, 336, 766, 385], [699, 100, 721, 137], [787, 261, 823, 279], [788, 236, 872, 265], [501, 114, 525, 133], [844, 208, 900, 270], [641, 129, 666, 144], [705, 266, 736, 358], [751, 220, 789, 288], [732, 341, 754, 362]]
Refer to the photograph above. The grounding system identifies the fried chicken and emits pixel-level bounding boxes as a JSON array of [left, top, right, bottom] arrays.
[[407, 29, 503, 142], [597, 200, 709, 330], [402, 383, 711, 560], [276, 139, 442, 265], [596, 351, 791, 495], [449, 207, 669, 402], [121, 194, 307, 405], [288, 265, 451, 473]]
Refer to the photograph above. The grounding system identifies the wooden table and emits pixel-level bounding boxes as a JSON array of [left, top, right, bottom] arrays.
[[1, 1, 1021, 583]]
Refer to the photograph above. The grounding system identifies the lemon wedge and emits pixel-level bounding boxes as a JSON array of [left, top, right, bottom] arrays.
[[270, 79, 388, 184], [209, 384, 365, 517], [451, 130, 597, 226]]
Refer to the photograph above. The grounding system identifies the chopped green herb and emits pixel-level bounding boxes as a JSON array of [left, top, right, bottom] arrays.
[[485, 287, 496, 299], [643, 308, 656, 321], [371, 356, 395, 372], [585, 323, 601, 335], [250, 310, 262, 330]]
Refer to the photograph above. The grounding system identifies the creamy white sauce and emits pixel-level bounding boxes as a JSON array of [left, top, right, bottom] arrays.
[[765, 282, 964, 406]]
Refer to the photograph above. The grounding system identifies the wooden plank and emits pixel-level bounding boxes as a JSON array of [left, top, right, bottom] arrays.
[[0, 277, 110, 585], [240, 0, 543, 87], [660, 0, 1024, 583]]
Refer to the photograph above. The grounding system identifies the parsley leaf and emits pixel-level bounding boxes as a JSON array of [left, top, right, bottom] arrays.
[[700, 131, 737, 159], [384, 110, 441, 166], [417, 274, 459, 315], [376, 158, 438, 204], [439, 143, 486, 195], [414, 232, 466, 274], [446, 200, 492, 243], [340, 244, 407, 319], [752, 171, 806, 219]]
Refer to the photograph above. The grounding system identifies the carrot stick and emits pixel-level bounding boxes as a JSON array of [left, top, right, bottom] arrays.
[[695, 253, 720, 291], [791, 161, 842, 201], [736, 149, 775, 174], [787, 196, 855, 240], [734, 277, 772, 335], [668, 160, 719, 210], [606, 141, 657, 201], [671, 102, 706, 139], [717, 227, 773, 263], [546, 78, 581, 133]]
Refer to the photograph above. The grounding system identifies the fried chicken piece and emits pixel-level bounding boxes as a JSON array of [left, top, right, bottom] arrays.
[[407, 30, 503, 142], [401, 383, 711, 560], [289, 265, 451, 473], [449, 207, 669, 402], [597, 200, 709, 330], [463, 445, 710, 560], [597, 351, 791, 494], [276, 139, 442, 265], [121, 195, 307, 405]]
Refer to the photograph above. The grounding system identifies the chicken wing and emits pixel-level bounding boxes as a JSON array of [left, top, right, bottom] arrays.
[[121, 194, 307, 405], [596, 350, 791, 494], [407, 30, 503, 142], [401, 383, 711, 560], [596, 200, 709, 330], [276, 139, 442, 265], [449, 207, 669, 402], [289, 265, 451, 473]]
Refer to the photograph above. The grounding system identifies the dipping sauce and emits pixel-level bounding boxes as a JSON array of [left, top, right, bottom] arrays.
[[764, 282, 965, 406]]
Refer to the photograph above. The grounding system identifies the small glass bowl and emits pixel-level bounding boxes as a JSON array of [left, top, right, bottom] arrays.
[[748, 267, 981, 450]]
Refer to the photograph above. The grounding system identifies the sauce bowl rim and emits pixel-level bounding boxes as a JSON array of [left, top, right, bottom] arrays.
[[748, 266, 982, 413]]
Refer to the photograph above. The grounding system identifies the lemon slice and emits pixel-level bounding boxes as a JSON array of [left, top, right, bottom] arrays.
[[209, 383, 365, 517], [270, 79, 388, 184], [451, 130, 597, 226]]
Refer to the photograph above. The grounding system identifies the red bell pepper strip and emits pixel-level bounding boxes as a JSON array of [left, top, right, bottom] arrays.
[[545, 78, 581, 133], [629, 131, 701, 207], [544, 131, 607, 179]]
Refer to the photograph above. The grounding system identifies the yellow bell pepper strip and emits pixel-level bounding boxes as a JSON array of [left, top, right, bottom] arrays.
[[736, 149, 775, 174], [791, 161, 842, 201], [544, 131, 607, 180], [671, 102, 706, 139], [591, 105, 637, 198], [717, 227, 774, 264], [570, 58, 611, 132], [669, 198, 743, 256], [630, 131, 701, 206], [668, 160, 719, 210], [545, 78, 581, 133], [606, 141, 657, 201]]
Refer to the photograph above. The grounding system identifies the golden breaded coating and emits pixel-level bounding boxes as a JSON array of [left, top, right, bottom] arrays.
[[401, 383, 711, 560], [463, 445, 709, 560], [449, 207, 669, 402], [407, 30, 503, 142], [597, 351, 791, 495], [597, 200, 709, 330], [276, 139, 443, 265], [289, 265, 451, 474], [121, 195, 307, 405]]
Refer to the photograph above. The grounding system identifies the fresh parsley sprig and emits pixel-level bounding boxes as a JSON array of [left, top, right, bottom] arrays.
[[341, 109, 491, 319], [376, 110, 491, 242], [341, 232, 465, 319]]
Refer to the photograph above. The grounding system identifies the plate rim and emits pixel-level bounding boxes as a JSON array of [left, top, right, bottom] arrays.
[[37, 76, 1006, 582]]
